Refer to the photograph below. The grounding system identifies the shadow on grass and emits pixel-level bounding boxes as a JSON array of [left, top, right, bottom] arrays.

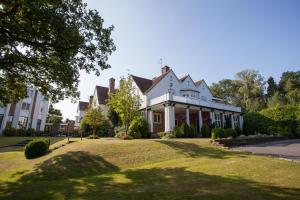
[[156, 140, 247, 159], [0, 151, 299, 200]]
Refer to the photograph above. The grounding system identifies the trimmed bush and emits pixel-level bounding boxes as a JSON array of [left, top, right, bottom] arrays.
[[234, 126, 242, 136], [172, 126, 183, 138], [128, 117, 149, 139], [201, 124, 210, 138], [277, 126, 293, 138], [211, 128, 224, 139], [24, 139, 49, 159], [224, 128, 237, 138], [158, 131, 176, 139]]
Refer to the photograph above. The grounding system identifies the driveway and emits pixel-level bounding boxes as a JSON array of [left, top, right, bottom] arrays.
[[234, 139, 300, 162]]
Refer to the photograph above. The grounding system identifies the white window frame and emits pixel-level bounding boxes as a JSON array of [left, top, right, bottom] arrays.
[[214, 113, 222, 128], [153, 113, 161, 124]]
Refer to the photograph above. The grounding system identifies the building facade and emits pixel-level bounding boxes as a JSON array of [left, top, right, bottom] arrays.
[[75, 78, 115, 128], [0, 88, 49, 134], [131, 66, 243, 133]]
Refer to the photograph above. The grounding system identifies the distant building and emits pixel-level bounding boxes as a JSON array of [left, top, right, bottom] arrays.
[[75, 78, 115, 129], [0, 88, 49, 135], [130, 66, 243, 133]]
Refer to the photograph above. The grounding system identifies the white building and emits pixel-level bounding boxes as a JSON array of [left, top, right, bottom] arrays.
[[131, 66, 243, 133], [0, 88, 49, 134], [75, 101, 89, 128], [75, 78, 115, 127]]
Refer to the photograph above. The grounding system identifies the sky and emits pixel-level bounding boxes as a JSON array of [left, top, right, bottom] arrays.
[[55, 0, 300, 120]]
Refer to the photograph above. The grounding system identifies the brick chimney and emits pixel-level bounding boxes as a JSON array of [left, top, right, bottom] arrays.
[[161, 66, 170, 74], [109, 77, 115, 93]]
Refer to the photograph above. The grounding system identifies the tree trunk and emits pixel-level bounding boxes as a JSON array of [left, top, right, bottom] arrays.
[[93, 128, 96, 139]]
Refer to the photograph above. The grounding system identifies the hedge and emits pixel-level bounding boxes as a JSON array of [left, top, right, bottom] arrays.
[[24, 139, 50, 159], [243, 105, 300, 137]]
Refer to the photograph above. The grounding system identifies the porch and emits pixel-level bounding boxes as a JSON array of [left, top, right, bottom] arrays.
[[145, 94, 243, 133]]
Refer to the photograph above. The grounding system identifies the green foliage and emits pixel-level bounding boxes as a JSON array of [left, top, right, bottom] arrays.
[[279, 71, 300, 105], [47, 104, 63, 123], [107, 76, 141, 135], [80, 107, 104, 138], [157, 132, 176, 139], [234, 126, 242, 136], [267, 92, 286, 108], [97, 120, 114, 137], [107, 107, 121, 126], [243, 112, 273, 135], [24, 139, 49, 159], [87, 135, 100, 139], [266, 76, 278, 97], [172, 126, 183, 138], [128, 116, 149, 139], [0, 0, 116, 105], [224, 115, 232, 129], [201, 124, 210, 138], [180, 123, 195, 138], [211, 128, 224, 139], [260, 105, 300, 121], [277, 127, 293, 138], [244, 106, 300, 138], [224, 128, 237, 138]]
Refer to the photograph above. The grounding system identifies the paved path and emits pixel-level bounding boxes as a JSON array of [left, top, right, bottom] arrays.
[[235, 139, 300, 162]]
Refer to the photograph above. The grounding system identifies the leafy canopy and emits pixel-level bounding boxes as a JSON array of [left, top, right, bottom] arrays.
[[0, 0, 116, 105], [46, 104, 63, 124], [80, 107, 104, 138], [107, 75, 141, 135]]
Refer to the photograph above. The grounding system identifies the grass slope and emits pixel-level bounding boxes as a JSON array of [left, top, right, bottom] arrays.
[[0, 138, 299, 200]]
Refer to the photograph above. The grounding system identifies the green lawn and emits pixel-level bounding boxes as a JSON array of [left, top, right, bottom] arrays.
[[0, 136, 65, 148], [0, 138, 299, 200]]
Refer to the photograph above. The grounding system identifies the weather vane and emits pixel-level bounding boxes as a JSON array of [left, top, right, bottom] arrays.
[[158, 58, 163, 68]]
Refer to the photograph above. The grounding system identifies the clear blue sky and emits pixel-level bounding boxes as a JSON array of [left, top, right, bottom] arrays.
[[56, 0, 300, 120]]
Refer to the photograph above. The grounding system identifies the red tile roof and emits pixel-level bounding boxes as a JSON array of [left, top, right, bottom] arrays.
[[96, 86, 109, 104], [78, 101, 89, 111], [131, 70, 170, 94]]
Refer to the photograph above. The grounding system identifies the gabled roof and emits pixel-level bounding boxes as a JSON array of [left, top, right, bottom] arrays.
[[195, 80, 203, 87], [131, 75, 153, 93], [131, 70, 171, 94], [78, 101, 89, 111], [179, 75, 189, 81], [95, 86, 109, 104]]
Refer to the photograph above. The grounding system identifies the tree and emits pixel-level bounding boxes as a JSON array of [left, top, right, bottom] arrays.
[[80, 107, 103, 139], [47, 104, 63, 124], [107, 76, 141, 136], [210, 79, 242, 106], [278, 71, 300, 105], [235, 70, 266, 112], [267, 92, 286, 108], [107, 107, 121, 126], [266, 76, 278, 97], [0, 0, 116, 106]]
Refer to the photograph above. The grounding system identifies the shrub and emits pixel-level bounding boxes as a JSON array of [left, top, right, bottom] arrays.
[[128, 117, 149, 138], [296, 124, 300, 138], [158, 131, 176, 139], [172, 126, 183, 138], [24, 139, 49, 159], [260, 105, 300, 121], [234, 126, 242, 136], [243, 112, 274, 135], [97, 120, 114, 137], [188, 125, 196, 138], [277, 126, 293, 138], [181, 123, 190, 138], [201, 124, 210, 138], [224, 128, 237, 138], [211, 128, 224, 139], [87, 135, 100, 139]]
